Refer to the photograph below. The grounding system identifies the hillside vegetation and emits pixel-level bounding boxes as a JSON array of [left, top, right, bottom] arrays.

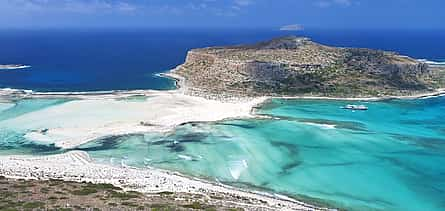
[[175, 36, 444, 97]]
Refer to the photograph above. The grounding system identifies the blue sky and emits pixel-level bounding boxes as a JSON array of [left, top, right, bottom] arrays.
[[1, 0, 444, 29]]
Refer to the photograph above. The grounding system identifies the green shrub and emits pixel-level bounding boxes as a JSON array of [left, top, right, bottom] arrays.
[[23, 201, 45, 209], [109, 191, 139, 200], [71, 187, 98, 195], [182, 202, 203, 209]]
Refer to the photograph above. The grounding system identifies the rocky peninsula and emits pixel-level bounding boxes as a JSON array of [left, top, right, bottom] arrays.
[[172, 36, 445, 98]]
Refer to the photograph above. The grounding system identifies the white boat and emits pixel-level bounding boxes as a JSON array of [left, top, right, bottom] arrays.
[[342, 104, 368, 110]]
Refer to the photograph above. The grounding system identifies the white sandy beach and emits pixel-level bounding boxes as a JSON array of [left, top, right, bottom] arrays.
[[0, 151, 327, 211], [2, 91, 265, 149]]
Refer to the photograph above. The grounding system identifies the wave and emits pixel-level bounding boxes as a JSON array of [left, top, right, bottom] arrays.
[[120, 156, 128, 167], [420, 93, 445, 99], [153, 72, 176, 80], [0, 88, 33, 93], [229, 159, 248, 180], [178, 154, 193, 161], [153, 73, 164, 78], [303, 122, 336, 129], [0, 65, 31, 70], [417, 59, 445, 65], [0, 87, 161, 96]]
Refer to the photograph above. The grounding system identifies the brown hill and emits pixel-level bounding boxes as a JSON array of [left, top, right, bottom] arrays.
[[173, 36, 445, 97]]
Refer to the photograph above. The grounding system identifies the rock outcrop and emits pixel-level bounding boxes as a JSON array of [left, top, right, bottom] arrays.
[[173, 36, 444, 97]]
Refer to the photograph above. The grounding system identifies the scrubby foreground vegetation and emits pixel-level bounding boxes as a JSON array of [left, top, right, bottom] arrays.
[[0, 176, 248, 211]]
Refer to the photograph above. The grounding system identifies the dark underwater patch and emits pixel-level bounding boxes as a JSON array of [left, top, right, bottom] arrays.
[[150, 139, 173, 145], [189, 122, 201, 127], [215, 122, 258, 129], [175, 132, 209, 143], [440, 128, 445, 135], [389, 134, 445, 150], [297, 144, 331, 150], [0, 140, 61, 155], [166, 143, 185, 152], [0, 131, 61, 154], [311, 162, 360, 167], [281, 161, 303, 173], [383, 149, 445, 157], [156, 132, 209, 145], [22, 142, 61, 154], [149, 131, 210, 153], [400, 118, 445, 126], [178, 121, 205, 126], [74, 134, 144, 151], [270, 140, 299, 155], [306, 188, 395, 209], [271, 140, 303, 175], [377, 156, 433, 178]]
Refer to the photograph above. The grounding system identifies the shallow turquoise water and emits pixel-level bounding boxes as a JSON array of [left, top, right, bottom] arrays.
[[0, 96, 444, 210], [0, 99, 70, 122], [0, 99, 68, 155]]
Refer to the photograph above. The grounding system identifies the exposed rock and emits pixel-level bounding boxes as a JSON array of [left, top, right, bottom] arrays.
[[173, 36, 445, 97]]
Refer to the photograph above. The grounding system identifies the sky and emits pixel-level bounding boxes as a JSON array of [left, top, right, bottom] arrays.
[[0, 0, 444, 30]]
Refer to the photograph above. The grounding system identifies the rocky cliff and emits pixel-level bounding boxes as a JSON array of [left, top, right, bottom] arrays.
[[173, 36, 444, 97]]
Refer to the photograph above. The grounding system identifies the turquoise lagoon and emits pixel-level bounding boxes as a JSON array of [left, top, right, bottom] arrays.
[[1, 96, 445, 211]]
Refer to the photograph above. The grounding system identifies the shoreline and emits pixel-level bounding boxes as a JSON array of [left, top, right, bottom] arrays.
[[272, 88, 445, 101], [1, 69, 444, 101], [0, 151, 329, 211], [0, 72, 443, 150], [163, 68, 445, 101], [0, 70, 444, 210]]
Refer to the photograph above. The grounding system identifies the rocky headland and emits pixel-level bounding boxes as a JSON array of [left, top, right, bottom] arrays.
[[172, 36, 445, 98]]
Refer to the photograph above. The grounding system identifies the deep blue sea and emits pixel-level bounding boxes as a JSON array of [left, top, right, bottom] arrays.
[[1, 29, 445, 211], [0, 29, 444, 91]]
